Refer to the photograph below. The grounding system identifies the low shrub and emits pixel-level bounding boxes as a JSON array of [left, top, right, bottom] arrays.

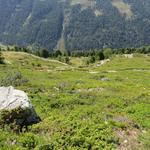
[[0, 71, 28, 86], [39, 144, 54, 150], [19, 133, 37, 149]]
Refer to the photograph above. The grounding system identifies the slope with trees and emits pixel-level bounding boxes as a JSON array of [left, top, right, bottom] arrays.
[[0, 0, 149, 51]]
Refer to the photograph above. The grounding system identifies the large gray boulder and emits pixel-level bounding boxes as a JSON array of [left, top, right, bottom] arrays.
[[0, 86, 40, 126]]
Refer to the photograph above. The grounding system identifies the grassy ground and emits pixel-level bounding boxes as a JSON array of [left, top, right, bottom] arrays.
[[0, 52, 150, 150]]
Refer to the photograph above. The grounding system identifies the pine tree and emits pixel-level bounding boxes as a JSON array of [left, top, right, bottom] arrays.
[[103, 48, 113, 59], [54, 50, 62, 57], [40, 49, 49, 58], [98, 51, 105, 60], [89, 56, 96, 63], [0, 50, 4, 64], [65, 56, 70, 64]]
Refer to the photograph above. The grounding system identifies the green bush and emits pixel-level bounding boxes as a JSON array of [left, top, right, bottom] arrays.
[[89, 56, 96, 63], [40, 49, 49, 58], [98, 51, 105, 60], [0, 51, 4, 64], [103, 48, 113, 59], [50, 101, 63, 109], [39, 144, 54, 150], [19, 133, 37, 149], [65, 56, 70, 64], [0, 71, 28, 86]]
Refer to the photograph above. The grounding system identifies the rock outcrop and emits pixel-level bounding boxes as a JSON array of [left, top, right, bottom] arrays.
[[0, 86, 40, 126]]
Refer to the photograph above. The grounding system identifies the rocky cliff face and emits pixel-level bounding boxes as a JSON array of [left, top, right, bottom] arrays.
[[0, 0, 150, 51]]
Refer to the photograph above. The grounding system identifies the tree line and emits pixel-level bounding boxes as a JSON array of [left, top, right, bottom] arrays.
[[0, 45, 149, 65]]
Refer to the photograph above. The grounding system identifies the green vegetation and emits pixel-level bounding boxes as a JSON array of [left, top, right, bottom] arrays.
[[0, 51, 149, 149], [0, 50, 4, 64], [0, 0, 150, 50], [0, 71, 28, 87], [103, 48, 113, 59], [64, 0, 150, 50]]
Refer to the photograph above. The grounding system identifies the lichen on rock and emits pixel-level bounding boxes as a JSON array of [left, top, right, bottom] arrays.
[[0, 86, 41, 128]]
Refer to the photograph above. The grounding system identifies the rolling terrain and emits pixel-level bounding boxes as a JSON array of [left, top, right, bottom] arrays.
[[0, 51, 150, 149]]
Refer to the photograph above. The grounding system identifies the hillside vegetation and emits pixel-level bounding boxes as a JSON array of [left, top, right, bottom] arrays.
[[0, 0, 150, 51], [0, 51, 150, 149]]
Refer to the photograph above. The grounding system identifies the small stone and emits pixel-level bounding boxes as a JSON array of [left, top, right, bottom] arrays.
[[123, 140, 128, 144], [101, 77, 109, 81]]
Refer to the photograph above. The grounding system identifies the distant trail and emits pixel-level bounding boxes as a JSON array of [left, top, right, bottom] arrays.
[[28, 53, 69, 66], [5, 51, 69, 66]]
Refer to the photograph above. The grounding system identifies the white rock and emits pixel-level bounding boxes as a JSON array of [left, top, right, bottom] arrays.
[[0, 86, 31, 110], [100, 59, 110, 66], [0, 86, 40, 126], [124, 54, 133, 58], [123, 140, 128, 144]]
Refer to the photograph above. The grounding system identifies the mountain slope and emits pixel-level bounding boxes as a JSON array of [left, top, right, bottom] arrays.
[[0, 0, 150, 51], [0, 0, 63, 50]]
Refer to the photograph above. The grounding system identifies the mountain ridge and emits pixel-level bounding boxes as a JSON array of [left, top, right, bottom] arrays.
[[0, 0, 150, 51]]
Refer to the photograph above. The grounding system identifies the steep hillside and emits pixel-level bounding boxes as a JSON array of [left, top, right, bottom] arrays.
[[0, 0, 63, 50], [0, 0, 150, 51]]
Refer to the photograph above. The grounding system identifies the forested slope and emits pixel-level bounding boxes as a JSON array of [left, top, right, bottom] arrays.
[[0, 0, 149, 51]]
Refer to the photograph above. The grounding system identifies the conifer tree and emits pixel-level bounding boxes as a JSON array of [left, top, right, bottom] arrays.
[[0, 50, 4, 64]]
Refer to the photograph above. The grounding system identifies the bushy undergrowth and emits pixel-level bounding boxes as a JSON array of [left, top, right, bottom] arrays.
[[0, 71, 28, 87], [0, 52, 149, 149]]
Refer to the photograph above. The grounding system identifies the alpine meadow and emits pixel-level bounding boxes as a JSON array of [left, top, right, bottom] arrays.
[[0, 0, 150, 150]]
